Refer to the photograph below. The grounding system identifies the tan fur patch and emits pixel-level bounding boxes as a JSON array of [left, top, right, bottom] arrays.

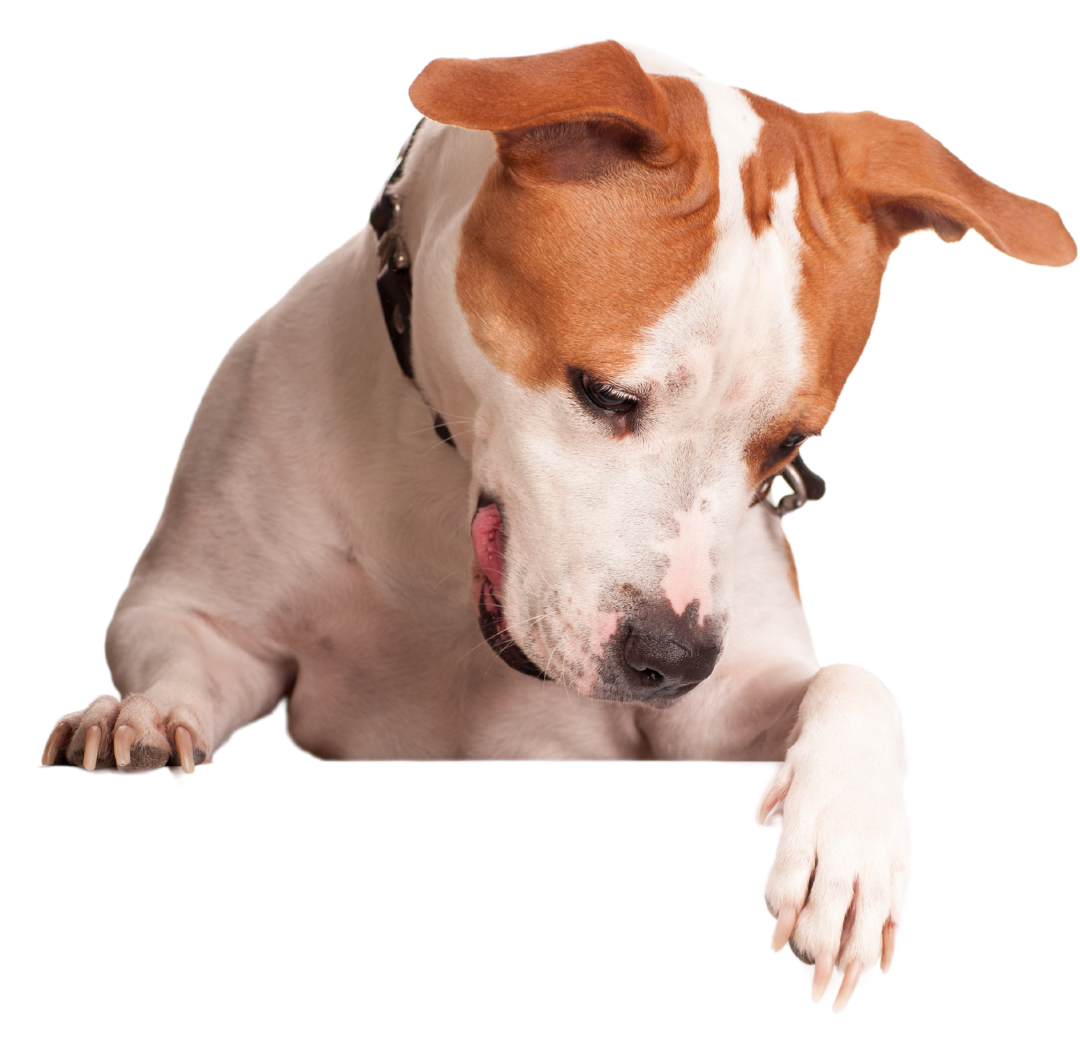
[[410, 43, 719, 389]]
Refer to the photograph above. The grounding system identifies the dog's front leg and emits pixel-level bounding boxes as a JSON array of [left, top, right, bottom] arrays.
[[761, 663, 908, 1010], [42, 600, 290, 772]]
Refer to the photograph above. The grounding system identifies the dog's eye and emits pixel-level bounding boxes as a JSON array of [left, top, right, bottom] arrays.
[[582, 375, 637, 413], [780, 433, 807, 450]]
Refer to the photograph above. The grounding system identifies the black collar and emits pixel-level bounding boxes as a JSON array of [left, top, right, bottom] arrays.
[[370, 120, 456, 447]]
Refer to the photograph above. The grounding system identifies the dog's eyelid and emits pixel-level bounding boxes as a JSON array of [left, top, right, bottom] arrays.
[[591, 375, 635, 396], [594, 381, 636, 403], [780, 428, 821, 448], [576, 371, 640, 413]]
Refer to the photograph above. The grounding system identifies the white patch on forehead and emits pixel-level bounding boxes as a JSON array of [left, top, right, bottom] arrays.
[[767, 173, 805, 257], [658, 503, 716, 624], [630, 84, 806, 437], [704, 85, 766, 235]]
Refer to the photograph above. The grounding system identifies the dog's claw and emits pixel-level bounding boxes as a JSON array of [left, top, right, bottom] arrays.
[[114, 725, 136, 768], [885, 920, 902, 976], [829, 959, 864, 1011], [773, 903, 799, 950], [803, 963, 833, 1006], [175, 726, 195, 774], [83, 725, 102, 770], [42, 724, 71, 766]]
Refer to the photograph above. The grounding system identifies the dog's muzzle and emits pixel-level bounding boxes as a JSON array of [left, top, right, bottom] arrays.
[[470, 500, 721, 699]]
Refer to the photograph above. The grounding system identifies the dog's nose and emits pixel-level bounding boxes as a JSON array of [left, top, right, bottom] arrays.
[[617, 601, 721, 702]]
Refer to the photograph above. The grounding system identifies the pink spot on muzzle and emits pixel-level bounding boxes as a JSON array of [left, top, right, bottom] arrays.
[[659, 505, 715, 625]]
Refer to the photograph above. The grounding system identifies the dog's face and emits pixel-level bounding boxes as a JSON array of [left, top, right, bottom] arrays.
[[456, 84, 837, 702], [410, 42, 1074, 703]]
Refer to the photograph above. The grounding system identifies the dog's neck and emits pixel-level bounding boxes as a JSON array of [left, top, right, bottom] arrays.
[[370, 123, 459, 449], [369, 121, 499, 464]]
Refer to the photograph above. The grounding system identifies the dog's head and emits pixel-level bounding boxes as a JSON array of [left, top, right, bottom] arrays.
[[409, 41, 1074, 703]]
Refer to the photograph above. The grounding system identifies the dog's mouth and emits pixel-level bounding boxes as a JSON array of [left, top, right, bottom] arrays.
[[471, 498, 548, 680]]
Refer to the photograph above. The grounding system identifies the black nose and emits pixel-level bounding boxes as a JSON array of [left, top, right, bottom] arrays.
[[617, 600, 721, 703]]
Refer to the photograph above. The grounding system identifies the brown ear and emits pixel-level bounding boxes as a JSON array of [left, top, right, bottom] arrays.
[[409, 41, 679, 180], [824, 111, 1075, 266]]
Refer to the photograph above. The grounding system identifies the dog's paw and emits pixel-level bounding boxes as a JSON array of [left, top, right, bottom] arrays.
[[759, 665, 909, 1011], [42, 694, 208, 773]]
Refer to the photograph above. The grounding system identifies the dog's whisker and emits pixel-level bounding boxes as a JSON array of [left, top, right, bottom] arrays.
[[455, 613, 551, 665], [457, 636, 499, 663], [537, 639, 578, 704], [432, 569, 465, 588], [457, 609, 553, 670], [540, 638, 564, 689], [498, 611, 550, 635]]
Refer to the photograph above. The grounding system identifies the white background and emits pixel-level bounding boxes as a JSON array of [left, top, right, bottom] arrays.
[[630, 40, 1080, 110]]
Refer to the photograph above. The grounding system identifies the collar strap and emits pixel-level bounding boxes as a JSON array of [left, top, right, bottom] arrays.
[[754, 453, 826, 515], [370, 121, 456, 447]]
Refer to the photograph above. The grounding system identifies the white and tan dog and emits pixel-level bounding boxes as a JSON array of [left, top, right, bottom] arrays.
[[42, 41, 1074, 1008]]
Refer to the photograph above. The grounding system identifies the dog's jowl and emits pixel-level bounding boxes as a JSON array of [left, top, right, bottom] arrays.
[[42, 41, 1075, 1009]]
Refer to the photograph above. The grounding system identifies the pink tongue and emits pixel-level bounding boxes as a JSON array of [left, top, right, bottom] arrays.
[[471, 502, 505, 612]]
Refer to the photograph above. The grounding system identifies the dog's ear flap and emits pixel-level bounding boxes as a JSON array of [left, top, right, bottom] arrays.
[[825, 111, 1075, 266], [409, 41, 679, 181]]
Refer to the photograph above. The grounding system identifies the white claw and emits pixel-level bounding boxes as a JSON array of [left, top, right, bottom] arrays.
[[174, 725, 196, 773], [833, 961, 862, 1012], [882, 920, 897, 973], [42, 724, 70, 766], [114, 725, 136, 768], [771, 904, 798, 952], [83, 725, 102, 771]]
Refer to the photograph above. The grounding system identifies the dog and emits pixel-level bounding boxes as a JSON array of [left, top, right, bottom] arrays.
[[41, 41, 1074, 1009]]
